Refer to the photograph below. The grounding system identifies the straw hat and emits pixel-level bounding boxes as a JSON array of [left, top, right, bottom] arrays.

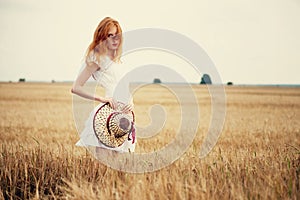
[[93, 102, 135, 148]]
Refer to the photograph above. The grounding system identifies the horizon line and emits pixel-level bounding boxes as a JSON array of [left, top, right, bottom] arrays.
[[1, 80, 299, 87]]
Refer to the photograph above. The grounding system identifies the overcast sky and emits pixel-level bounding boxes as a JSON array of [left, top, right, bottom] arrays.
[[0, 0, 299, 84]]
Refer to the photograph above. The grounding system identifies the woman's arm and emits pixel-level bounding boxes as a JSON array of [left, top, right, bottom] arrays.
[[71, 62, 117, 109]]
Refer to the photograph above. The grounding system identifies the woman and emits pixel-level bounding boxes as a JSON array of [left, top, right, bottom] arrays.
[[71, 17, 136, 153]]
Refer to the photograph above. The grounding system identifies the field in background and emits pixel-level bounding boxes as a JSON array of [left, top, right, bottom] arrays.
[[0, 82, 299, 199]]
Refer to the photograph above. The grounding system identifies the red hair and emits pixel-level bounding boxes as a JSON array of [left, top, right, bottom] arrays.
[[86, 17, 123, 63]]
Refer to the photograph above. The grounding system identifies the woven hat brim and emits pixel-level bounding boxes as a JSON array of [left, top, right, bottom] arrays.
[[93, 102, 134, 148]]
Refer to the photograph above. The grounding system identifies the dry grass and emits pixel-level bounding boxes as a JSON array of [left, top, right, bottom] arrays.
[[0, 82, 299, 199]]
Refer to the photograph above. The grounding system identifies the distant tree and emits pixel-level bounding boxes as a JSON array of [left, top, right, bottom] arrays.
[[153, 78, 162, 84], [51, 80, 56, 83], [200, 74, 212, 84], [227, 82, 233, 86], [19, 78, 26, 82]]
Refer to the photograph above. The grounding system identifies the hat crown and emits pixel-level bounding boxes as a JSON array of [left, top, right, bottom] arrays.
[[108, 112, 132, 138], [119, 117, 130, 130]]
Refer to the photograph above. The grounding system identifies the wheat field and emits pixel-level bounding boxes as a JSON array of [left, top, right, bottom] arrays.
[[0, 82, 299, 199]]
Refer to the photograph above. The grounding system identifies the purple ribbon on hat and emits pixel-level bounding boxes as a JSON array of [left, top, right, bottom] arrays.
[[131, 122, 135, 144]]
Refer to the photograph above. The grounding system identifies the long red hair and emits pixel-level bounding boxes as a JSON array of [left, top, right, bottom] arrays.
[[86, 17, 123, 63]]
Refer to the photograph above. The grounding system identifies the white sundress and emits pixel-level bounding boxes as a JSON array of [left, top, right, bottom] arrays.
[[75, 53, 136, 153]]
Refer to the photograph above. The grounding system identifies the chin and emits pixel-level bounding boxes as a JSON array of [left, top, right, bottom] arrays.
[[109, 47, 119, 51]]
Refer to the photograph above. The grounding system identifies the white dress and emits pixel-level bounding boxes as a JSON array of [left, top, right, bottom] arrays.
[[75, 53, 136, 153]]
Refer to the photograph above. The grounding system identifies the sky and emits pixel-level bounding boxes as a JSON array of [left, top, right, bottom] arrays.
[[0, 0, 299, 84]]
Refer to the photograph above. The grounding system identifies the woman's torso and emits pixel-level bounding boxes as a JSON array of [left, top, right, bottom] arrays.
[[87, 54, 131, 104]]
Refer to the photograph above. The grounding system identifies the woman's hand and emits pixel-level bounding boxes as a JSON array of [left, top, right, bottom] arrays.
[[101, 97, 118, 110], [121, 103, 134, 114]]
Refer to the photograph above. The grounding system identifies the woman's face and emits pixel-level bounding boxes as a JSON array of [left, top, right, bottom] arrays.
[[106, 26, 121, 51]]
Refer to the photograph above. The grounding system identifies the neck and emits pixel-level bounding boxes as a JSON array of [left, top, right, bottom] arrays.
[[107, 50, 115, 60]]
